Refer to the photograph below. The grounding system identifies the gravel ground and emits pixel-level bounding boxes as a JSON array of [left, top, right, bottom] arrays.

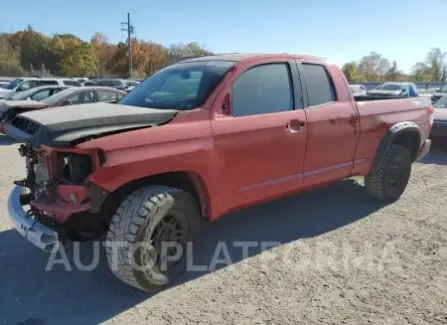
[[0, 135, 446, 325]]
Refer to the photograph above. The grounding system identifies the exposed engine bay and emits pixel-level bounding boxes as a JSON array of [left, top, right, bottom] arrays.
[[16, 144, 93, 198], [13, 144, 96, 235]]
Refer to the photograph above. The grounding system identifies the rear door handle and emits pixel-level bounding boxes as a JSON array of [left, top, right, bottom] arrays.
[[286, 119, 305, 132], [349, 113, 357, 126]]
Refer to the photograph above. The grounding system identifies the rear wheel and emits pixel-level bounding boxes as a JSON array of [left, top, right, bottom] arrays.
[[365, 144, 412, 203], [105, 185, 202, 292]]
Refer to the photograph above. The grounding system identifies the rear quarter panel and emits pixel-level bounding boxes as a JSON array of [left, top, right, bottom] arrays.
[[352, 96, 431, 175]]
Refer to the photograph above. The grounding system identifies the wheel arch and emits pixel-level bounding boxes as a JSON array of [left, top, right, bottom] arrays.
[[370, 121, 421, 174], [93, 171, 212, 225]]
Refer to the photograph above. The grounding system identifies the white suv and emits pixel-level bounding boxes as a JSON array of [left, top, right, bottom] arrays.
[[0, 78, 81, 99]]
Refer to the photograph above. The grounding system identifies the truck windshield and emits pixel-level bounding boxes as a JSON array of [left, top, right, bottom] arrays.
[[375, 84, 402, 91], [3, 78, 22, 90], [434, 96, 447, 108], [119, 60, 236, 110]]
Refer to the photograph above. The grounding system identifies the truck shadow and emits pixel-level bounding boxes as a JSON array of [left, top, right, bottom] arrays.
[[178, 178, 383, 283], [418, 147, 447, 165], [0, 179, 384, 325]]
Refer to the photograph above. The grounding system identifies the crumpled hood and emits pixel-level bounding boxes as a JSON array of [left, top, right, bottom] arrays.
[[5, 102, 178, 146], [0, 100, 47, 113]]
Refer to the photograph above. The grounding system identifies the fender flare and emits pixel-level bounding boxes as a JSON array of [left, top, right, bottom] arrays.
[[369, 121, 421, 173]]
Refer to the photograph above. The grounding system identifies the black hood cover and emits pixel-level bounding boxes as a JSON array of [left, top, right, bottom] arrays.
[[5, 102, 178, 146]]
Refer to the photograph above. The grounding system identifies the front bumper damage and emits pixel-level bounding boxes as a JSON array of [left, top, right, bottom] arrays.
[[7, 181, 110, 252], [8, 186, 59, 252]]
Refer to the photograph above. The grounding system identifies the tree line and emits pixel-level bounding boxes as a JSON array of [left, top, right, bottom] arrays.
[[1, 26, 446, 82], [342, 49, 447, 83], [0, 25, 213, 78]]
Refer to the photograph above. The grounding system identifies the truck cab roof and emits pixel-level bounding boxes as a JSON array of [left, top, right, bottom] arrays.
[[182, 53, 329, 64]]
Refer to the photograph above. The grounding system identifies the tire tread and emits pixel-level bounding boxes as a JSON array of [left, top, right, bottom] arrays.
[[105, 185, 197, 292], [365, 144, 411, 202]]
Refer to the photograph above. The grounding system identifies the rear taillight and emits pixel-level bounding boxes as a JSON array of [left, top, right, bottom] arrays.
[[428, 104, 435, 128]]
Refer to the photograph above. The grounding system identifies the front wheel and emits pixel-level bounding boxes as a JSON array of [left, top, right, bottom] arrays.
[[105, 185, 202, 292], [365, 144, 412, 203]]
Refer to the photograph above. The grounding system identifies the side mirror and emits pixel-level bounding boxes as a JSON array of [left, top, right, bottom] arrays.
[[26, 97, 31, 101], [61, 100, 71, 106]]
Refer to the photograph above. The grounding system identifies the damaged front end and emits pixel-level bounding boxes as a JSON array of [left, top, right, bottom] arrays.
[[9, 143, 109, 251]]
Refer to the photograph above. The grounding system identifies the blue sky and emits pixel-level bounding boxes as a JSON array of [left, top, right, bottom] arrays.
[[1, 0, 446, 72]]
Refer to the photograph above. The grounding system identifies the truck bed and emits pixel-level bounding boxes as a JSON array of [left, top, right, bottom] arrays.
[[355, 95, 431, 116], [354, 95, 410, 101]]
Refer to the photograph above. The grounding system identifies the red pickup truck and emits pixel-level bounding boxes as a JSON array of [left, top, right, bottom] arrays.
[[6, 53, 433, 292]]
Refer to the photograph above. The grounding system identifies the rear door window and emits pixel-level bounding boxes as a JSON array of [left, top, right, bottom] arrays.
[[65, 91, 96, 105], [50, 88, 62, 96], [232, 63, 294, 117], [98, 91, 118, 102], [31, 89, 52, 101], [18, 80, 38, 91], [301, 63, 336, 107]]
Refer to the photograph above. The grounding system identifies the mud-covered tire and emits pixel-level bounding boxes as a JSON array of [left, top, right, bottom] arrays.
[[365, 144, 412, 203], [105, 185, 202, 292]]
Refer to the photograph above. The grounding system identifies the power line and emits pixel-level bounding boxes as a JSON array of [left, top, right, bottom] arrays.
[[121, 13, 135, 78]]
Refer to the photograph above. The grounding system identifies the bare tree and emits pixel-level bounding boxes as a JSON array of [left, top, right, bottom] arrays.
[[358, 52, 390, 81]]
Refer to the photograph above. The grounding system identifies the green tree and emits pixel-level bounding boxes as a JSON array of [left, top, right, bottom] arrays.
[[90, 32, 116, 76], [384, 61, 406, 81], [9, 26, 51, 72], [59, 43, 97, 77], [166, 42, 213, 62], [425, 48, 447, 81], [410, 49, 447, 82], [342, 61, 364, 81]]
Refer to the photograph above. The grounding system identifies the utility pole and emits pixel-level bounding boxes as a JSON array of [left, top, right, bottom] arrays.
[[121, 13, 135, 78]]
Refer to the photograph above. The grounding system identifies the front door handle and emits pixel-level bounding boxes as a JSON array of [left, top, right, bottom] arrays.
[[286, 119, 305, 132]]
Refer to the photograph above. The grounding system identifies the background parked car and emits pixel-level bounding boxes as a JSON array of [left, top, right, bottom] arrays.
[[0, 78, 81, 99], [0, 85, 69, 101], [429, 95, 447, 140], [418, 87, 439, 98], [82, 79, 98, 86], [95, 78, 128, 90], [349, 84, 367, 96], [430, 84, 447, 103], [124, 79, 140, 93], [73, 77, 89, 83], [0, 81, 9, 88], [367, 82, 419, 98], [0, 86, 126, 133]]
